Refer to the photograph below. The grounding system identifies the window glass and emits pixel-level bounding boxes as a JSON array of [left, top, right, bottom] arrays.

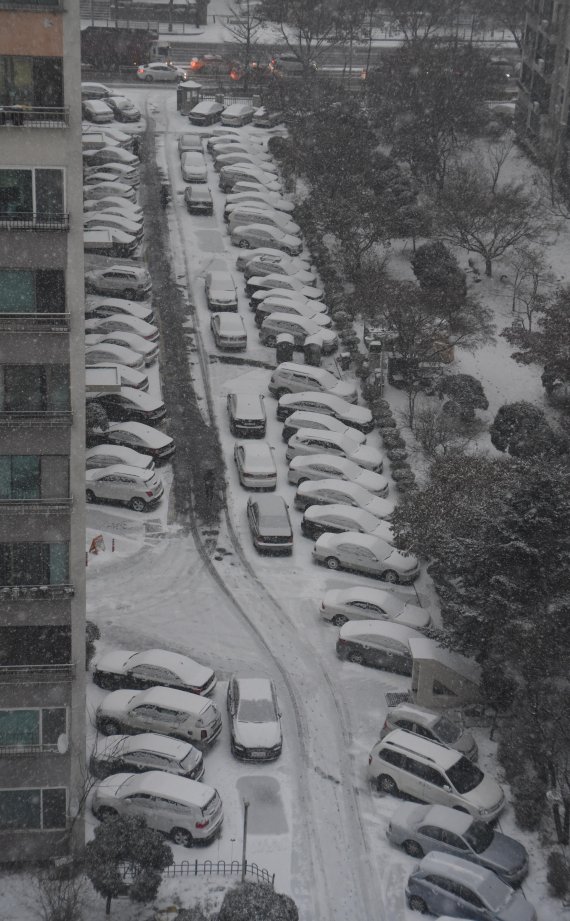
[[35, 170, 64, 215], [49, 543, 69, 583], [0, 789, 40, 829], [36, 270, 65, 312], [0, 57, 33, 106], [0, 458, 10, 498], [11, 456, 40, 499], [3, 366, 44, 412], [42, 709, 66, 747], [32, 58, 63, 107], [42, 788, 66, 829], [46, 366, 70, 411], [0, 710, 39, 747], [0, 626, 71, 665], [0, 271, 35, 313], [0, 170, 33, 215]]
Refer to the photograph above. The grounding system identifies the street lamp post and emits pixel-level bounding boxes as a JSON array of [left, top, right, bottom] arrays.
[[241, 800, 249, 883]]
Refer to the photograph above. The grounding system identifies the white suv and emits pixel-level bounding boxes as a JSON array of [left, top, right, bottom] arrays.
[[368, 730, 504, 821]]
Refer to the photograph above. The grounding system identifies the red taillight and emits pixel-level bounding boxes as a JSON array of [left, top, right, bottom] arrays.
[[146, 490, 153, 497], [337, 638, 347, 646], [195, 818, 210, 829], [200, 729, 208, 740], [137, 67, 144, 74]]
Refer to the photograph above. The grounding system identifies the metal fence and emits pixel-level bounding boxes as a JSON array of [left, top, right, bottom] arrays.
[[0, 212, 69, 232], [120, 859, 275, 886], [0, 107, 69, 128]]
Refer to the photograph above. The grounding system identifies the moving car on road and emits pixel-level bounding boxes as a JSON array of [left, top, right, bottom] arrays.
[[137, 62, 187, 82]]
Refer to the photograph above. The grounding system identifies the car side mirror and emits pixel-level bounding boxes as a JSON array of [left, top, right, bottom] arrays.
[[443, 784, 451, 792]]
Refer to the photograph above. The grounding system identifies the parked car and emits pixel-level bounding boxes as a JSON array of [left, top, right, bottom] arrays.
[[83, 146, 139, 167], [92, 421, 175, 461], [228, 192, 295, 215], [137, 62, 187, 82], [86, 296, 153, 324], [181, 151, 208, 183], [91, 772, 223, 846], [227, 393, 266, 438], [236, 246, 311, 271], [82, 99, 113, 123], [82, 131, 120, 151], [85, 265, 152, 300], [336, 620, 423, 673], [381, 703, 478, 762], [246, 274, 319, 300], [388, 803, 528, 885], [269, 364, 358, 403], [277, 392, 373, 432], [84, 196, 143, 219], [250, 288, 328, 315], [286, 430, 383, 471], [188, 100, 224, 126], [301, 505, 395, 545], [294, 478, 395, 519], [234, 441, 277, 490], [288, 455, 388, 495], [227, 676, 282, 760], [184, 185, 213, 215], [405, 853, 534, 920], [206, 129, 241, 151], [253, 107, 284, 127], [87, 387, 166, 423], [178, 133, 204, 153], [86, 464, 164, 512], [95, 686, 222, 745], [86, 445, 155, 471], [83, 214, 143, 241], [86, 332, 158, 366], [86, 343, 144, 371], [260, 313, 337, 354], [83, 181, 137, 202], [81, 81, 112, 100], [105, 95, 141, 122], [215, 152, 274, 173], [84, 229, 137, 258], [90, 733, 204, 782], [314, 532, 420, 583], [243, 254, 311, 280], [93, 648, 216, 695], [84, 161, 139, 184], [247, 494, 293, 555], [255, 298, 330, 329], [368, 730, 505, 821], [231, 224, 302, 256], [210, 312, 246, 350], [321, 587, 430, 630], [222, 102, 255, 126], [282, 411, 365, 445], [86, 362, 149, 391], [219, 164, 281, 193], [205, 269, 238, 311], [85, 314, 158, 341]]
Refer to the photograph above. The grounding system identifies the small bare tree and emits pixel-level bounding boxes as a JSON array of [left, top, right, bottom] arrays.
[[223, 0, 265, 91], [31, 867, 89, 921], [508, 243, 556, 329], [485, 133, 515, 193]]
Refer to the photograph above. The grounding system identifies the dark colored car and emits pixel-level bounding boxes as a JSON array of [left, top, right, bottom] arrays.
[[246, 494, 293, 555], [184, 185, 214, 215], [227, 676, 282, 761]]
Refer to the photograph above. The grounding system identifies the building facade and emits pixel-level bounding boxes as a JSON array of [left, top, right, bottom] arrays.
[[517, 0, 570, 175], [0, 0, 85, 861]]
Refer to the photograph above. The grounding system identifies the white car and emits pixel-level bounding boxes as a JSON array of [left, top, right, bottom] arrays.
[[137, 61, 187, 82], [243, 255, 314, 283], [85, 314, 158, 341], [320, 587, 430, 629], [86, 343, 144, 371], [83, 146, 139, 167], [85, 205, 143, 228], [82, 98, 113, 123], [234, 441, 277, 490], [215, 153, 276, 173], [294, 478, 395, 519], [231, 224, 303, 257], [84, 265, 151, 299], [286, 430, 383, 471], [236, 247, 311, 271], [227, 676, 282, 761], [85, 332, 158, 365], [95, 687, 222, 745], [313, 532, 420, 584], [93, 648, 216, 695], [84, 161, 139, 184], [226, 191, 295, 215], [255, 298, 330, 328], [210, 313, 247, 350], [96, 421, 175, 461], [281, 411, 366, 444], [206, 130, 241, 151], [82, 181, 137, 202], [86, 464, 164, 512], [90, 733, 204, 782], [85, 297, 153, 323], [87, 362, 149, 391], [277, 391, 374, 432], [205, 269, 238, 311], [246, 273, 321, 299], [84, 196, 143, 219], [260, 313, 337, 354], [288, 455, 388, 495], [269, 362, 358, 404], [228, 208, 299, 235], [86, 445, 155, 471], [181, 151, 208, 183], [83, 213, 143, 240], [252, 291, 327, 314], [301, 504, 395, 544], [84, 229, 137, 257]]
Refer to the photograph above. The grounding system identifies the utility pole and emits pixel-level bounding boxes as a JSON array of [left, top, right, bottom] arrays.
[[240, 800, 249, 883]]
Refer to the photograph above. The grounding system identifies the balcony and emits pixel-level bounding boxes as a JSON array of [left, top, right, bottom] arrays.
[[0, 313, 70, 332], [0, 498, 72, 514], [0, 107, 68, 128], [0, 212, 69, 232], [0, 663, 75, 684], [0, 411, 72, 426], [0, 584, 74, 600]]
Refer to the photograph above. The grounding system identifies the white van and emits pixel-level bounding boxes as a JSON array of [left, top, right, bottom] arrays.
[[268, 362, 358, 403], [260, 313, 338, 354], [221, 102, 255, 126], [219, 164, 281, 193]]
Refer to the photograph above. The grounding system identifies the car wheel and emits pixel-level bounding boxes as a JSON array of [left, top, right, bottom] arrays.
[[171, 827, 193, 847], [325, 556, 340, 570], [86, 489, 96, 503], [276, 388, 291, 399], [383, 569, 399, 584], [377, 774, 399, 795], [265, 335, 277, 347], [100, 719, 121, 736], [145, 74, 154, 82], [348, 650, 364, 664], [129, 497, 147, 512], [96, 806, 118, 821], [332, 614, 348, 627], [409, 896, 428, 914], [123, 289, 136, 300], [238, 239, 250, 249], [403, 840, 424, 859]]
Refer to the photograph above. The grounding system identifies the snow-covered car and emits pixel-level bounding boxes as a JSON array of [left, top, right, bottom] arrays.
[[91, 772, 223, 846], [252, 107, 284, 127], [137, 61, 187, 82], [83, 213, 143, 241], [220, 165, 281, 194], [188, 100, 224, 126], [85, 295, 152, 322], [181, 151, 208, 183], [85, 332, 158, 365], [105, 95, 141, 122], [242, 253, 312, 281], [215, 152, 275, 173], [221, 102, 255, 126], [282, 411, 366, 445], [84, 265, 151, 299], [228, 204, 297, 234], [246, 273, 321, 299], [276, 391, 374, 432], [83, 125, 133, 148], [235, 247, 311, 271], [87, 388, 166, 424], [227, 676, 282, 761], [294, 478, 395, 518], [86, 362, 149, 391], [254, 298, 330, 329], [91, 421, 175, 461], [320, 587, 430, 630], [81, 81, 112, 100], [86, 444, 155, 471], [82, 181, 137, 202], [86, 343, 145, 371], [251, 290, 327, 314], [184, 186, 213, 215], [260, 313, 337, 354], [95, 686, 223, 746], [288, 455, 388, 495], [231, 223, 303, 256], [205, 269, 238, 311], [84, 196, 143, 219], [83, 146, 139, 167], [210, 312, 247, 350], [388, 804, 528, 884], [90, 733, 204, 782], [84, 228, 137, 257], [206, 130, 241, 151], [84, 160, 139, 183], [269, 363, 358, 403], [93, 648, 217, 696], [381, 703, 478, 761], [86, 464, 164, 512], [85, 204, 143, 228], [337, 621, 422, 674], [286, 430, 383, 471], [301, 504, 395, 545], [178, 133, 204, 153], [314, 532, 420, 583], [85, 314, 158, 341], [227, 191, 295, 214], [247, 493, 293, 555], [82, 98, 113, 123], [234, 441, 277, 490]]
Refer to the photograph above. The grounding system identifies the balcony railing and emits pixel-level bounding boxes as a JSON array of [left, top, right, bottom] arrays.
[[0, 664, 75, 683], [0, 212, 69, 231], [0, 498, 72, 513], [0, 584, 74, 600], [0, 107, 68, 128], [0, 313, 70, 331], [0, 741, 64, 755], [0, 411, 72, 425]]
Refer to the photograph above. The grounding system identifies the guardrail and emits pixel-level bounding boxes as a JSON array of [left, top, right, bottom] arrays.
[[0, 107, 69, 128], [120, 859, 275, 886]]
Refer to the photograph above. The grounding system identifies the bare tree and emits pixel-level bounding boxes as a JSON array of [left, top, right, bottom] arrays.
[[265, 0, 343, 71], [508, 243, 556, 329], [30, 868, 89, 921], [485, 133, 515, 193], [469, 0, 525, 51], [223, 0, 265, 91], [381, 0, 456, 41]]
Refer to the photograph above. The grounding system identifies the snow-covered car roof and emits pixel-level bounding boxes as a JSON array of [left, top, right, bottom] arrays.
[[106, 421, 171, 446], [128, 685, 213, 714], [94, 732, 195, 761], [86, 464, 155, 481], [340, 619, 423, 642], [116, 771, 215, 807]]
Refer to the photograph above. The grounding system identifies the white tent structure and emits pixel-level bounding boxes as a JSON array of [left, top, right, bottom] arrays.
[[409, 637, 481, 710]]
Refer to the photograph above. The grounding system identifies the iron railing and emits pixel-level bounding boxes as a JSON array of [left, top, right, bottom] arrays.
[[0, 313, 70, 331], [0, 411, 72, 425], [0, 212, 69, 231], [0, 664, 75, 683], [0, 498, 72, 513], [0, 107, 69, 128], [120, 859, 274, 886], [0, 584, 74, 600]]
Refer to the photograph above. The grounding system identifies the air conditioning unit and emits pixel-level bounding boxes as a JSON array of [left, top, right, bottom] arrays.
[[537, 58, 545, 73], [533, 101, 541, 113]]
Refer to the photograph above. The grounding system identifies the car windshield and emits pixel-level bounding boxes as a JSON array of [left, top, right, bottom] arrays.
[[463, 819, 494, 853], [433, 715, 461, 743], [238, 698, 276, 722], [445, 756, 484, 793]]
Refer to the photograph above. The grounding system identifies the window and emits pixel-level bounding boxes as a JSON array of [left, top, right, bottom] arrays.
[[0, 169, 64, 217], [0, 365, 70, 411], [0, 788, 66, 830], [0, 708, 66, 750], [0, 543, 69, 585], [0, 456, 39, 498], [378, 748, 404, 767], [0, 57, 63, 108], [433, 679, 457, 696], [0, 627, 71, 666], [0, 270, 65, 314]]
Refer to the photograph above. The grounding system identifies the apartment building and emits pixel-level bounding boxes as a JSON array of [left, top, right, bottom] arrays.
[[0, 0, 85, 861], [517, 0, 570, 174]]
